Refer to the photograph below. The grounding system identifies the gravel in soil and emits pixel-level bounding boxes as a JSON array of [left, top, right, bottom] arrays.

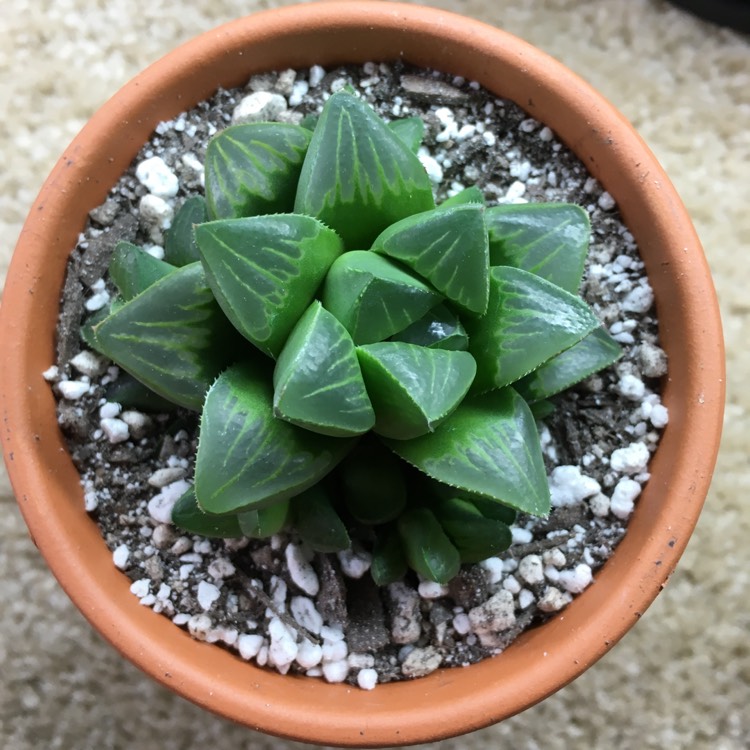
[[46, 61, 668, 688]]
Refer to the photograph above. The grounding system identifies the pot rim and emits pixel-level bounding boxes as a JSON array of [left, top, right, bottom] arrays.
[[0, 2, 725, 746]]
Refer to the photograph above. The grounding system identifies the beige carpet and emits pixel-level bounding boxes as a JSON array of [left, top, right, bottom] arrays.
[[1, 1, 748, 748]]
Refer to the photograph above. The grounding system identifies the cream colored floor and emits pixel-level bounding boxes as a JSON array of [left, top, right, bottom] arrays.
[[1, 1, 748, 748]]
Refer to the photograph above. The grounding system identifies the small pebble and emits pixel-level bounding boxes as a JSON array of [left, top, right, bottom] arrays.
[[610, 442, 650, 474], [136, 156, 179, 198], [69, 351, 104, 377], [610, 478, 642, 519], [296, 639, 323, 669], [148, 467, 187, 488], [618, 374, 646, 401], [197, 581, 221, 611], [322, 659, 349, 683], [337, 548, 372, 579], [113, 544, 130, 570], [418, 581, 449, 599], [238, 634, 265, 660], [558, 564, 594, 594], [357, 668, 378, 690], [598, 191, 616, 210], [537, 586, 572, 612], [518, 555, 545, 585], [401, 646, 442, 678], [285, 543, 320, 596], [58, 380, 90, 400], [100, 418, 129, 444], [290, 596, 324, 634], [232, 91, 288, 124]]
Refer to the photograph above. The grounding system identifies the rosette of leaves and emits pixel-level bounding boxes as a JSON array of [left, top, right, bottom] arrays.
[[84, 90, 622, 584]]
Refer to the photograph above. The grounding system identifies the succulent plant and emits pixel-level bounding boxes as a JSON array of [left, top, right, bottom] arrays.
[[83, 90, 622, 584]]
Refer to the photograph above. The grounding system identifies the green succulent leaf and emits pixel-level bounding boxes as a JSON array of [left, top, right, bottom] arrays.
[[433, 497, 513, 563], [397, 507, 461, 584], [80, 306, 110, 350], [529, 399, 556, 420], [273, 301, 374, 437], [486, 203, 590, 293], [294, 90, 435, 249], [390, 303, 469, 351], [465, 266, 601, 393], [340, 440, 407, 525], [205, 123, 312, 220], [109, 241, 176, 301], [290, 486, 351, 553], [371, 203, 490, 316], [387, 116, 425, 153], [468, 495, 517, 526], [440, 185, 486, 208], [194, 362, 354, 515], [195, 214, 344, 358], [321, 251, 442, 345], [515, 326, 623, 403], [164, 196, 208, 266], [386, 387, 550, 516], [237, 499, 290, 539], [426, 479, 517, 526], [171, 486, 244, 538], [104, 372, 178, 413], [370, 527, 408, 586], [357, 342, 477, 439], [93, 263, 240, 410]]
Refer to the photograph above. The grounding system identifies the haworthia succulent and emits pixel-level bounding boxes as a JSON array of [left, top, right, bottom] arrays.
[[387, 116, 425, 153], [433, 496, 513, 563], [290, 486, 351, 553], [357, 342, 477, 440], [164, 196, 208, 266], [294, 91, 434, 249], [104, 372, 178, 413], [371, 203, 490, 316], [397, 507, 461, 584], [321, 251, 442, 345], [386, 387, 550, 517], [93, 262, 240, 411], [465, 266, 601, 393], [171, 486, 244, 538], [370, 526, 408, 586], [194, 362, 354, 515], [514, 326, 623, 403], [486, 202, 590, 293], [237, 500, 290, 539], [273, 301, 374, 437], [108, 241, 175, 301], [439, 185, 486, 208], [205, 123, 312, 219], [390, 303, 469, 351], [340, 440, 407, 525], [195, 214, 344, 358]]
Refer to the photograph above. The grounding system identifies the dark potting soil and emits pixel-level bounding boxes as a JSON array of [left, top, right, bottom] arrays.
[[48, 62, 667, 687]]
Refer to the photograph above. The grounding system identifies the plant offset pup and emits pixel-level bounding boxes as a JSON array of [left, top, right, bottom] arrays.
[[85, 90, 622, 584]]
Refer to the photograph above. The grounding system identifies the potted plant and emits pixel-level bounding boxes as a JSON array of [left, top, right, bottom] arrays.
[[0, 2, 724, 746]]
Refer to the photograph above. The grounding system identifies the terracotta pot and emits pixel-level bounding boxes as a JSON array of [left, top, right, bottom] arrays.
[[0, 2, 724, 746]]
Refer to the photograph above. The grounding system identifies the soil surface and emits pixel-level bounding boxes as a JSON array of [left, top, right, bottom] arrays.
[[48, 62, 667, 688]]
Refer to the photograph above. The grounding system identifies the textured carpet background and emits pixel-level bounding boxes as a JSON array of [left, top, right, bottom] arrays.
[[1, 1, 748, 748]]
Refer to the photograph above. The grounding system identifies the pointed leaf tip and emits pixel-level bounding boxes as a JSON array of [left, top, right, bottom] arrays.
[[371, 203, 490, 316], [195, 362, 354, 515], [273, 301, 374, 437], [295, 90, 434, 249], [357, 342, 476, 439], [386, 387, 550, 517], [196, 214, 344, 358]]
